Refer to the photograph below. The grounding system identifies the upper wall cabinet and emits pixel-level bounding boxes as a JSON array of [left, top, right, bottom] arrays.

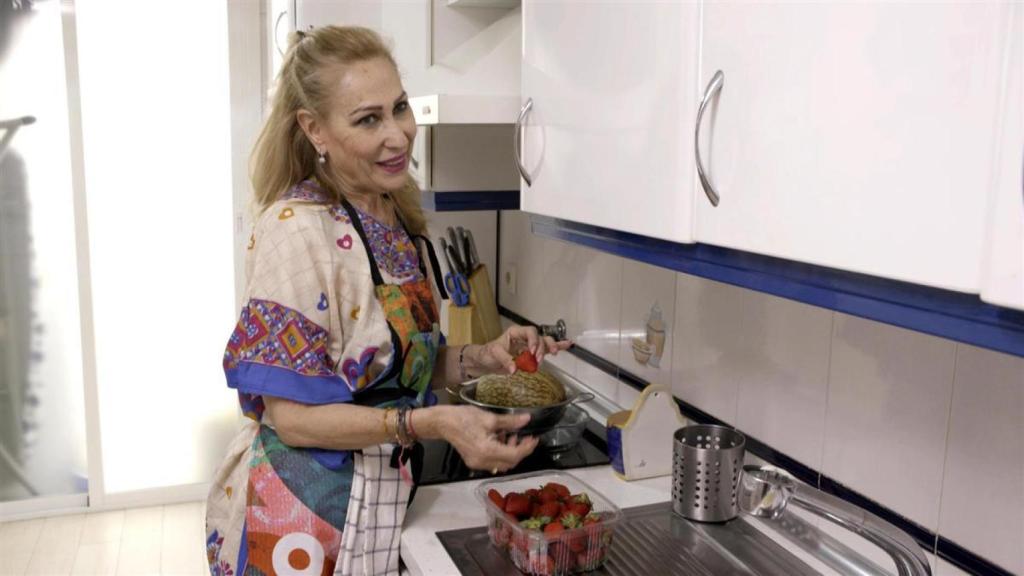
[[696, 2, 1015, 294], [519, 1, 701, 244], [981, 7, 1024, 311]]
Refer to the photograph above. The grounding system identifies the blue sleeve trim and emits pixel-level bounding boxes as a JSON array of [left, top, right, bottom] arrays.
[[226, 361, 354, 405]]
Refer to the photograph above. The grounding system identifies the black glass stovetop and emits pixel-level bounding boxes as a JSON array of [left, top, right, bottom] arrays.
[[416, 416, 610, 486]]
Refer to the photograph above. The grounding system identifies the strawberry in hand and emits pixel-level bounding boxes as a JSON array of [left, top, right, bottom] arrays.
[[513, 349, 539, 373]]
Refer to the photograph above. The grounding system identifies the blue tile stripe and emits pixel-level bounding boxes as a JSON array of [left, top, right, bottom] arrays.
[[499, 305, 1013, 576], [529, 215, 1024, 358], [422, 190, 519, 212]]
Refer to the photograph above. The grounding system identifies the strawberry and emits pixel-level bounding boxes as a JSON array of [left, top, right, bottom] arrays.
[[582, 513, 604, 550], [487, 488, 505, 510], [504, 492, 532, 518], [543, 482, 571, 500], [531, 502, 541, 518], [565, 501, 590, 518], [538, 486, 560, 504], [559, 512, 582, 530], [576, 548, 605, 572], [542, 521, 564, 538], [514, 349, 539, 373], [549, 542, 576, 573], [493, 522, 511, 547], [520, 517, 547, 531], [527, 555, 555, 576], [537, 501, 561, 519], [525, 488, 541, 502]]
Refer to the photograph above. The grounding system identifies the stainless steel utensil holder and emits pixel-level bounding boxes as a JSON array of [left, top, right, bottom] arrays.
[[672, 424, 746, 522]]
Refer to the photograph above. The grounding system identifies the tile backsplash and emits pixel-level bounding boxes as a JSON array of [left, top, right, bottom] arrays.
[[498, 210, 1024, 575]]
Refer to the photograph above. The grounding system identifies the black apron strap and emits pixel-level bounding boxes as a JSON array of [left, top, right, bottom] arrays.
[[415, 234, 450, 301], [339, 198, 385, 287]]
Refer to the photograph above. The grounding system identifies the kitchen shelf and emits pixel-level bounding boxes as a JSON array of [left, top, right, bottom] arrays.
[[422, 190, 519, 212], [409, 94, 521, 126], [446, 0, 520, 7], [530, 214, 1024, 358]]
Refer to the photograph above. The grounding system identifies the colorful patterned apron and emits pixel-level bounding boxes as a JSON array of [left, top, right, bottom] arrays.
[[206, 197, 447, 576]]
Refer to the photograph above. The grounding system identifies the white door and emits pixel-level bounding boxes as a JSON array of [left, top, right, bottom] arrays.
[[519, 1, 700, 243], [697, 2, 1014, 293], [981, 6, 1024, 311]]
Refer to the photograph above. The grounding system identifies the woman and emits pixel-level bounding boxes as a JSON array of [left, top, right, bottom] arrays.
[[205, 26, 569, 576]]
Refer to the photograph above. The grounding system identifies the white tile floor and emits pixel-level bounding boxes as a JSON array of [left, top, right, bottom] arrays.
[[0, 502, 208, 576]]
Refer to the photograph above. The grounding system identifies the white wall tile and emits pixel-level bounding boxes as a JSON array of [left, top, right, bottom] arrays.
[[542, 347, 577, 376], [498, 211, 578, 330], [733, 291, 833, 469], [616, 382, 642, 410], [823, 314, 956, 531], [934, 555, 972, 576], [937, 345, 1024, 575], [575, 361, 620, 406], [618, 260, 676, 387], [671, 274, 745, 424], [574, 247, 623, 363]]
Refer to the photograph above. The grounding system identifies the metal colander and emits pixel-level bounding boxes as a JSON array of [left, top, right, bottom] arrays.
[[672, 424, 746, 523]]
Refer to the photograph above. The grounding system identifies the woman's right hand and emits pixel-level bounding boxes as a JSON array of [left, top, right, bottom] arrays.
[[437, 406, 538, 473]]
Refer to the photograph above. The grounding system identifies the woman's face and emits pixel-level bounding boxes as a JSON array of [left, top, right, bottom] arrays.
[[304, 57, 416, 194]]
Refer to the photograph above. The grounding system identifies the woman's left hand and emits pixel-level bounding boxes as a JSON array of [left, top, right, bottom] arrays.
[[473, 324, 572, 375]]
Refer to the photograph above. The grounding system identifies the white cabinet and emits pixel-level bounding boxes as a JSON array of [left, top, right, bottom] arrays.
[[981, 6, 1024, 311], [696, 2, 1015, 293], [519, 1, 701, 244]]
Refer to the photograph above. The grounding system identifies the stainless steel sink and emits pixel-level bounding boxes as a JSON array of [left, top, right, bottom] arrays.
[[437, 501, 892, 575]]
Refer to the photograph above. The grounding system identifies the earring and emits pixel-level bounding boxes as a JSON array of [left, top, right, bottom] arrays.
[[318, 149, 326, 165]]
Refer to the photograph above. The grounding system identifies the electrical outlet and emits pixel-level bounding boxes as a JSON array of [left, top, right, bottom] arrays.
[[504, 263, 517, 296]]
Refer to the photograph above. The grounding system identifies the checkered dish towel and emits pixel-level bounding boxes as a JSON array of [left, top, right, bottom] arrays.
[[335, 444, 411, 576]]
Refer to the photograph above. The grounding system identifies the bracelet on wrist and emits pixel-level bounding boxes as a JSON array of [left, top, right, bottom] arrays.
[[395, 406, 416, 447], [458, 344, 472, 381]]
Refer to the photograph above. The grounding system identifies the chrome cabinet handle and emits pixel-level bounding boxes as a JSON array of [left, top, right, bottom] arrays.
[[695, 70, 724, 207], [274, 10, 287, 56], [514, 98, 533, 187]]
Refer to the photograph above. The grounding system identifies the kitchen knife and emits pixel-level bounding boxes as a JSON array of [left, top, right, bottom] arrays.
[[446, 227, 462, 268], [446, 243, 467, 276], [456, 226, 474, 272], [465, 229, 481, 273], [439, 237, 454, 275]]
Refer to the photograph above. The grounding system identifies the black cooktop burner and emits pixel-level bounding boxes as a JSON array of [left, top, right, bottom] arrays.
[[416, 415, 610, 486]]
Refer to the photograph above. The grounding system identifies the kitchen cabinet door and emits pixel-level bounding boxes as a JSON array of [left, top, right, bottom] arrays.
[[981, 7, 1024, 311], [519, 1, 700, 243], [697, 2, 1014, 293]]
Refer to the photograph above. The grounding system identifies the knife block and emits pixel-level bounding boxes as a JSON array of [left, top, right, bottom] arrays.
[[447, 265, 503, 346]]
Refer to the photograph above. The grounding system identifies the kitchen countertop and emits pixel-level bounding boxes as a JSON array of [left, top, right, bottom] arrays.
[[400, 463, 881, 576], [400, 465, 672, 576]]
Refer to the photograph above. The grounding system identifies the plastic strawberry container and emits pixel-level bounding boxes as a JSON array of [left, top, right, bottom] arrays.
[[474, 470, 623, 575]]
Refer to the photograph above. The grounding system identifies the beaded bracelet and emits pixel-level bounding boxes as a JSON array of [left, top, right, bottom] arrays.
[[395, 406, 415, 447]]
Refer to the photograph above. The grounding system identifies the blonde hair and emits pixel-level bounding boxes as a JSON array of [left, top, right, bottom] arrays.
[[250, 26, 426, 236]]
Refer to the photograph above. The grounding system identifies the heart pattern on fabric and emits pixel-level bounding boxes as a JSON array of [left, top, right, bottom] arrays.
[[336, 235, 353, 250], [341, 347, 379, 391], [317, 293, 329, 311]]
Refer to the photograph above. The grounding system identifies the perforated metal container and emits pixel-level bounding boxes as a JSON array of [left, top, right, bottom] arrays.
[[672, 424, 746, 523]]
